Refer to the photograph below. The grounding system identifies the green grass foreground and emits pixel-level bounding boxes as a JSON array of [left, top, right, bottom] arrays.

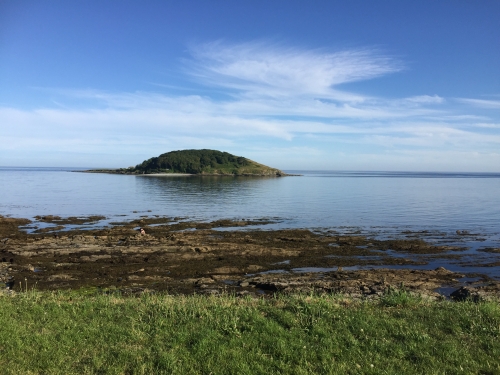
[[0, 290, 499, 374]]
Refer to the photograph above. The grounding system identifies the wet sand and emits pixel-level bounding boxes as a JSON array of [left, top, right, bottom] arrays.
[[1, 215, 499, 300]]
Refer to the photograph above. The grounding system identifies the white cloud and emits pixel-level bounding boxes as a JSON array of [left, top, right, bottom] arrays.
[[341, 150, 500, 172], [1, 41, 499, 171], [474, 123, 500, 129], [401, 95, 444, 104], [188, 41, 403, 101], [457, 98, 500, 109]]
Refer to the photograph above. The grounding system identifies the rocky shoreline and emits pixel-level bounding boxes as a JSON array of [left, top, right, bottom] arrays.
[[1, 215, 499, 301], [77, 169, 299, 176]]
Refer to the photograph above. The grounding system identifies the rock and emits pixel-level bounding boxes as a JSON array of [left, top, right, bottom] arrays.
[[5, 280, 15, 289], [47, 274, 76, 281], [236, 290, 252, 297], [435, 267, 452, 273], [212, 267, 240, 274], [360, 285, 371, 293], [246, 265, 263, 272], [255, 282, 279, 292], [450, 287, 481, 302], [195, 277, 215, 286], [198, 289, 220, 295], [194, 247, 209, 253]]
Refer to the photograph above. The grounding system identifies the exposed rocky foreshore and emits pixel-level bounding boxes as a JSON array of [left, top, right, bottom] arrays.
[[1, 215, 499, 300]]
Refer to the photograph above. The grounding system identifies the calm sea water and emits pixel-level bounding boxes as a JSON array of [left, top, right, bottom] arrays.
[[2, 167, 500, 278], [1, 167, 500, 232]]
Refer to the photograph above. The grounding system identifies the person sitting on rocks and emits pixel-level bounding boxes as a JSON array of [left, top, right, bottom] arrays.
[[139, 228, 146, 235]]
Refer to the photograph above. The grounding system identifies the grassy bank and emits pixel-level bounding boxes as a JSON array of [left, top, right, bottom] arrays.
[[0, 290, 499, 374]]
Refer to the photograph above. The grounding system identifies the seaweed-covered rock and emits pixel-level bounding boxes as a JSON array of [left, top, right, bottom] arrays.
[[450, 287, 481, 302]]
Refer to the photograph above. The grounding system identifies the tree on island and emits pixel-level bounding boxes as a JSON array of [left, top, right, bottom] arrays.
[[129, 149, 286, 176]]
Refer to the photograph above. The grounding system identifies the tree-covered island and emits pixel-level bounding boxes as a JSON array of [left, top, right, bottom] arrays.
[[84, 149, 289, 176]]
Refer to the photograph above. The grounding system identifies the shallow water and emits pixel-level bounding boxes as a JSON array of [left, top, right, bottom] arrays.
[[2, 167, 499, 231], [1, 167, 499, 278]]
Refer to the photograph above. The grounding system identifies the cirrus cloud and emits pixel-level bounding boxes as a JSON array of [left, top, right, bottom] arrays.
[[1, 41, 499, 171], [188, 40, 403, 101]]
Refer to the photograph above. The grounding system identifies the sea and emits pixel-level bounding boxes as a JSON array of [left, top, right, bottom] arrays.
[[1, 167, 500, 278]]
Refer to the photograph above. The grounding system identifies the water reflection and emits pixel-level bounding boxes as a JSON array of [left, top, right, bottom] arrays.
[[1, 168, 500, 234], [134, 175, 286, 221]]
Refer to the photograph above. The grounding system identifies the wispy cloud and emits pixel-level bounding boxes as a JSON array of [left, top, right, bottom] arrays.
[[401, 95, 444, 105], [1, 41, 499, 170], [457, 98, 500, 109], [474, 123, 500, 129], [188, 40, 403, 102]]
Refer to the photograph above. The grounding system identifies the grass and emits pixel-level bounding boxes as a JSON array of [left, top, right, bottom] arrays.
[[0, 289, 499, 374]]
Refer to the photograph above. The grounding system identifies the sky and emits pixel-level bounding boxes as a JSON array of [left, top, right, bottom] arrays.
[[1, 1, 499, 171]]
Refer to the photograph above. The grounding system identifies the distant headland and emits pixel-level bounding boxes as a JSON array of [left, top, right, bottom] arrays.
[[82, 149, 293, 176]]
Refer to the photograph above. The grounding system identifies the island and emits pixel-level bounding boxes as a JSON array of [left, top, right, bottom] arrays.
[[83, 149, 290, 176]]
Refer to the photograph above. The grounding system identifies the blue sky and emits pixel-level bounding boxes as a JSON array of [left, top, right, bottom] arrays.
[[1, 1, 499, 171]]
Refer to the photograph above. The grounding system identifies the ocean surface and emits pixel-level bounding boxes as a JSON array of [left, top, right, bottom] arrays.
[[1, 167, 500, 278], [1, 167, 499, 231]]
